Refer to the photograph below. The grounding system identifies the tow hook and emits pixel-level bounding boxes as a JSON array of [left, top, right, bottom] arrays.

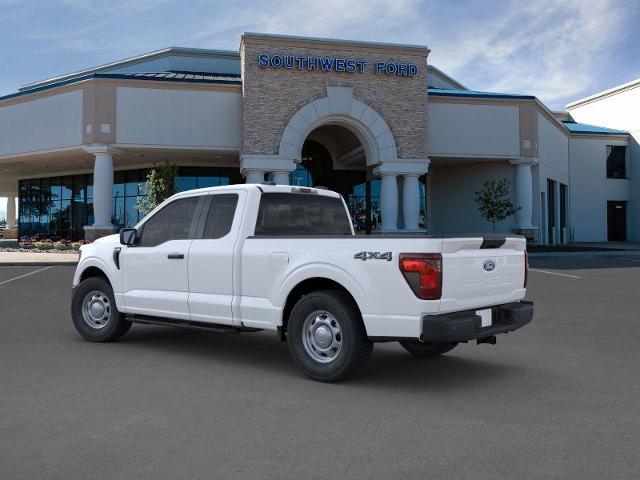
[[477, 335, 497, 345]]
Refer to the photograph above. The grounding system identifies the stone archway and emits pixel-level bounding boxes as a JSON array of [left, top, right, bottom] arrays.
[[240, 85, 428, 232], [278, 86, 398, 166]]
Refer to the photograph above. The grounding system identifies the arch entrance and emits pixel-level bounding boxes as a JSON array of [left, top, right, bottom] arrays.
[[294, 123, 379, 233], [241, 86, 428, 232]]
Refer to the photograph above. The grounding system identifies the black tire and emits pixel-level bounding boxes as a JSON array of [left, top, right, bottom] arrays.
[[399, 340, 457, 358], [71, 276, 131, 342], [287, 290, 373, 382]]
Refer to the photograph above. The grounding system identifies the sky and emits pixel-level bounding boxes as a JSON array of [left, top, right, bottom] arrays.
[[1, 0, 640, 213], [1, 0, 639, 108]]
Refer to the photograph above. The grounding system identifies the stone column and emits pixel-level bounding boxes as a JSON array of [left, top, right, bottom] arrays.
[[272, 171, 290, 185], [245, 170, 265, 184], [84, 146, 118, 240], [402, 174, 421, 231], [6, 195, 17, 229], [380, 174, 398, 232], [510, 158, 537, 231]]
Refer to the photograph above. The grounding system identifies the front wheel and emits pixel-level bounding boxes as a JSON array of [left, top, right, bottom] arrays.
[[399, 340, 457, 357], [71, 276, 131, 342], [287, 290, 373, 382]]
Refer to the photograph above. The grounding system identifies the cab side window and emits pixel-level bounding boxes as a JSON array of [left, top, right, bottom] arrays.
[[138, 197, 199, 247], [202, 194, 239, 239]]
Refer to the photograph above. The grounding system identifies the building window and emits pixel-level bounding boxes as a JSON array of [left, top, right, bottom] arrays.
[[174, 166, 242, 192], [606, 146, 626, 179], [18, 166, 243, 241], [18, 176, 87, 241], [113, 169, 149, 230]]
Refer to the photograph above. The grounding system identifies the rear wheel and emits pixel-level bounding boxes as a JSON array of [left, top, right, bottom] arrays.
[[71, 276, 131, 342], [287, 290, 373, 382], [399, 340, 457, 357]]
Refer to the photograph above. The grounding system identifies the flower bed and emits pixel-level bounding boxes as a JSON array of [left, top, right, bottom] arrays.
[[0, 247, 80, 255], [20, 237, 89, 249], [1, 237, 91, 254]]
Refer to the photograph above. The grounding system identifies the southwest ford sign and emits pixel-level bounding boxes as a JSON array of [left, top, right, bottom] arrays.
[[257, 54, 418, 77]]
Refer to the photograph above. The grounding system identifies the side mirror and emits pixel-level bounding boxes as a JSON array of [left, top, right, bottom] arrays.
[[119, 228, 138, 246]]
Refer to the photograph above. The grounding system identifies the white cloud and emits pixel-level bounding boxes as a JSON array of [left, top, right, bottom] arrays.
[[179, 0, 630, 107], [426, 0, 628, 107], [3, 0, 635, 109]]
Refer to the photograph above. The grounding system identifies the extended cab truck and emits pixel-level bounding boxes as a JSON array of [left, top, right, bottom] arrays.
[[71, 184, 533, 382]]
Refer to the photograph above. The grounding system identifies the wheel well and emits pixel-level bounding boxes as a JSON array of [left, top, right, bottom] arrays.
[[79, 266, 109, 284], [281, 278, 361, 340]]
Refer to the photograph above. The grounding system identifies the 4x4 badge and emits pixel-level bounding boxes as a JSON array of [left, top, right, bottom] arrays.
[[354, 251, 393, 262]]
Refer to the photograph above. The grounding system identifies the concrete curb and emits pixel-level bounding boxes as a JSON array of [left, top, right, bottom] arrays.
[[528, 251, 640, 258]]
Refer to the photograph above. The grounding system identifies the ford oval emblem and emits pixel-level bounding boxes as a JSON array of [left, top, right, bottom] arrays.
[[483, 260, 496, 272]]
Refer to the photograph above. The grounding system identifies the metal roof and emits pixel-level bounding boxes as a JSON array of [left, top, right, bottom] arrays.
[[0, 71, 242, 103], [562, 121, 628, 135], [117, 71, 241, 82], [428, 87, 535, 100]]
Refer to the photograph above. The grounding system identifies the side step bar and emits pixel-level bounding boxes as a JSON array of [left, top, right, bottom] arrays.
[[127, 315, 261, 335]]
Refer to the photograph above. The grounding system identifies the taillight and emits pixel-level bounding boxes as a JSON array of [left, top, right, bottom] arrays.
[[399, 253, 442, 300], [524, 251, 529, 288]]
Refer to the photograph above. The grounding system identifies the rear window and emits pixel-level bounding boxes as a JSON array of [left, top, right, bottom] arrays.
[[202, 194, 238, 239], [254, 192, 352, 236]]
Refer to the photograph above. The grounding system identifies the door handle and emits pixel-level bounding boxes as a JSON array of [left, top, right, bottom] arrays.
[[167, 253, 185, 259]]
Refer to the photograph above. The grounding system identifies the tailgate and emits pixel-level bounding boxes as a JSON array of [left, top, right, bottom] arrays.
[[439, 235, 526, 313]]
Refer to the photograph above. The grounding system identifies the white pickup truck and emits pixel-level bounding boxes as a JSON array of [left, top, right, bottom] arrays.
[[71, 184, 533, 381]]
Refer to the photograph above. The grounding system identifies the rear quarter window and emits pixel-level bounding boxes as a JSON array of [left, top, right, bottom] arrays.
[[254, 192, 352, 236]]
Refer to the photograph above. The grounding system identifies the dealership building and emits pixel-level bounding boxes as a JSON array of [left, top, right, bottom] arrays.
[[0, 33, 637, 242]]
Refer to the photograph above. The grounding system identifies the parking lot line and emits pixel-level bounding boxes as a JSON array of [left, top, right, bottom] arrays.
[[623, 258, 640, 263], [529, 268, 581, 279], [0, 266, 52, 286]]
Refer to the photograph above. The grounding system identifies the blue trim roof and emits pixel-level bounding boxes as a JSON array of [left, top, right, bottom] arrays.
[[427, 87, 535, 100], [562, 121, 628, 135], [0, 72, 242, 102]]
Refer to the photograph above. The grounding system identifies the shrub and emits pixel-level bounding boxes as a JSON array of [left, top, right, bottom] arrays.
[[137, 161, 178, 217], [474, 179, 520, 233]]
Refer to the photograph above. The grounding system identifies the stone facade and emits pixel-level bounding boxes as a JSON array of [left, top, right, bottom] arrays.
[[240, 34, 429, 161]]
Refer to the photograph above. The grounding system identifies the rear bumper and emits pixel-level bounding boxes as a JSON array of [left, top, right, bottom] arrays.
[[421, 301, 533, 342]]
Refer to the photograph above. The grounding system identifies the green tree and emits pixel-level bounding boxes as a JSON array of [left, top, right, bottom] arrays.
[[136, 161, 178, 217], [474, 179, 520, 233]]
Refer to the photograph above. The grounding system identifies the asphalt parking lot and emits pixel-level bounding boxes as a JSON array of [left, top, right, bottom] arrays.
[[1, 257, 639, 479]]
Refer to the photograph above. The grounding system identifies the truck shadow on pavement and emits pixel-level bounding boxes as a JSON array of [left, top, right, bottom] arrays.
[[116, 325, 523, 391]]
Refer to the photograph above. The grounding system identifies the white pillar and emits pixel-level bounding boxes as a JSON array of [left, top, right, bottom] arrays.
[[272, 171, 290, 185], [402, 174, 421, 231], [511, 158, 536, 229], [91, 151, 114, 229], [6, 195, 17, 229], [245, 170, 265, 184], [380, 174, 398, 232]]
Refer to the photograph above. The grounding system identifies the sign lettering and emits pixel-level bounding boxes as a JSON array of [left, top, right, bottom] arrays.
[[258, 54, 417, 77]]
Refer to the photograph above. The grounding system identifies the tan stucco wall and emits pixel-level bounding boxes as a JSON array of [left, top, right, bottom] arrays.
[[240, 35, 429, 160]]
